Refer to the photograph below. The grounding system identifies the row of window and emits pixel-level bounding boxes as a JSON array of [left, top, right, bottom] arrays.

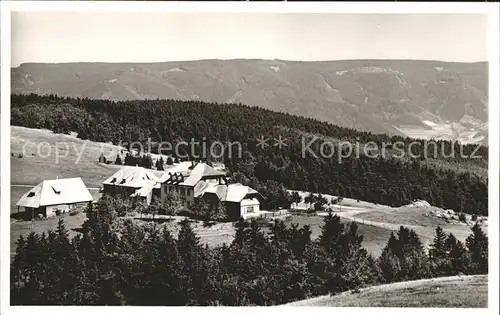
[[164, 185, 191, 197]]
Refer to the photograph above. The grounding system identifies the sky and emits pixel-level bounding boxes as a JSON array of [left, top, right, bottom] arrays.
[[11, 12, 488, 67]]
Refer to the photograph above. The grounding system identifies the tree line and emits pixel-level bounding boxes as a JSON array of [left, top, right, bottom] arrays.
[[11, 93, 488, 215], [11, 196, 488, 305]]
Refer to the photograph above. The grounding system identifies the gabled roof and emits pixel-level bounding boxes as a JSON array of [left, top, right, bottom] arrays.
[[202, 183, 260, 203], [17, 177, 94, 208], [181, 163, 226, 186], [132, 180, 159, 198], [102, 166, 160, 188], [158, 162, 193, 182], [163, 162, 226, 187]]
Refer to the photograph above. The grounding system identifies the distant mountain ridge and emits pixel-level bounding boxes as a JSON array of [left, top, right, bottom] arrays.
[[11, 59, 488, 144]]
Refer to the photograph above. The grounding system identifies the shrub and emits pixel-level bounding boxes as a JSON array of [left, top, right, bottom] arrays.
[[178, 209, 193, 217], [459, 213, 467, 222], [254, 217, 272, 227], [313, 201, 325, 212], [472, 214, 478, 221]]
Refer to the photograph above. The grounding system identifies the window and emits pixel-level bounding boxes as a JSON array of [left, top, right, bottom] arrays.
[[27, 192, 35, 198], [186, 189, 191, 197], [246, 206, 254, 214], [164, 186, 168, 193]]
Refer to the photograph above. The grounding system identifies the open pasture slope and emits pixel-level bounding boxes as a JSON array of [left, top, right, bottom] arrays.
[[11, 125, 122, 187], [285, 275, 488, 307], [289, 190, 484, 249]]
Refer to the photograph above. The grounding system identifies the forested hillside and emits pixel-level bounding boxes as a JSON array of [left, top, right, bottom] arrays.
[[11, 94, 488, 215]]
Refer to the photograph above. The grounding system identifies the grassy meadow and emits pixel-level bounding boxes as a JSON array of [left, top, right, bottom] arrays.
[[285, 275, 488, 307]]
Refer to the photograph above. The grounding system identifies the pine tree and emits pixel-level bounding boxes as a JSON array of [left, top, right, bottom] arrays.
[[270, 220, 290, 244], [445, 233, 469, 275], [290, 191, 302, 209], [176, 219, 208, 304], [378, 232, 401, 283], [429, 226, 450, 276], [147, 197, 162, 220], [115, 154, 122, 165], [336, 222, 377, 291], [466, 223, 488, 274], [21, 232, 43, 304], [166, 156, 174, 165], [157, 157, 165, 171], [291, 224, 312, 258], [378, 227, 430, 283], [318, 213, 344, 253], [124, 153, 133, 166], [11, 235, 27, 304], [399, 228, 431, 280], [148, 226, 183, 305], [98, 152, 107, 164], [142, 154, 153, 169], [177, 219, 200, 257], [231, 218, 250, 247], [304, 192, 316, 208]]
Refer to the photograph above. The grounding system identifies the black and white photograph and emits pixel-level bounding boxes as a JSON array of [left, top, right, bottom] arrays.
[[0, 1, 499, 311]]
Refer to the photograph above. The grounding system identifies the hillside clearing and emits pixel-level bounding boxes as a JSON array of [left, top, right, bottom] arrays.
[[11, 126, 123, 187], [289, 190, 482, 248], [284, 275, 487, 307], [351, 206, 485, 245]]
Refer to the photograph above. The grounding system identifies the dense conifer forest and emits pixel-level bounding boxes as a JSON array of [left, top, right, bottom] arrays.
[[10, 196, 488, 306], [11, 94, 488, 215]]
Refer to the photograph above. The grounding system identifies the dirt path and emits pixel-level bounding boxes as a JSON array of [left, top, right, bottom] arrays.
[[319, 209, 425, 232], [318, 207, 471, 245]]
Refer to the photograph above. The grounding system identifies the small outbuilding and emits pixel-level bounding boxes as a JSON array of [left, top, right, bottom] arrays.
[[16, 177, 94, 218], [202, 183, 261, 220], [102, 166, 161, 205]]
